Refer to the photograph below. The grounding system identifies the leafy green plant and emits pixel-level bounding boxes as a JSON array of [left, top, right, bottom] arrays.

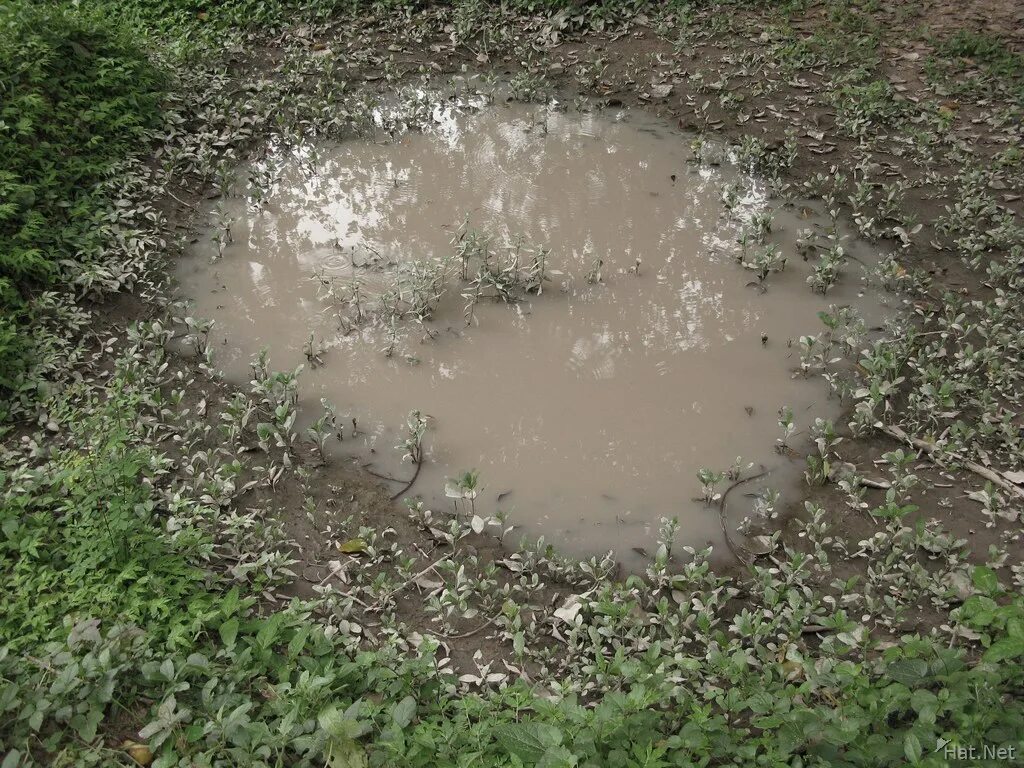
[[0, 3, 163, 388]]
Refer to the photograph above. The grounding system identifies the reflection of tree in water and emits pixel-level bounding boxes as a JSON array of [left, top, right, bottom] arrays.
[[209, 104, 772, 370]]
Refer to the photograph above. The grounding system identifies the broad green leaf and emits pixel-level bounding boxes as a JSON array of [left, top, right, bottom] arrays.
[[222, 587, 240, 617], [904, 733, 922, 764], [390, 696, 417, 729], [327, 739, 367, 768], [886, 658, 928, 686], [495, 722, 563, 764], [338, 538, 368, 554], [288, 625, 311, 657], [972, 566, 1000, 595], [537, 745, 576, 768], [218, 618, 239, 648], [256, 613, 284, 649], [983, 636, 1024, 663]]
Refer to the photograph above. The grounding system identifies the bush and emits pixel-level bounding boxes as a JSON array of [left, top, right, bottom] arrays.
[[0, 4, 163, 389]]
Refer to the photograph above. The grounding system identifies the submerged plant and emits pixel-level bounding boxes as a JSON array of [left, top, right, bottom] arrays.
[[445, 469, 481, 517], [397, 410, 428, 466], [776, 406, 795, 452], [807, 243, 846, 294], [697, 467, 726, 504], [742, 244, 787, 291]]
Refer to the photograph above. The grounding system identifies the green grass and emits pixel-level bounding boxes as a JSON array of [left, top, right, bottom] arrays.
[[0, 383, 211, 652], [927, 30, 1024, 103]]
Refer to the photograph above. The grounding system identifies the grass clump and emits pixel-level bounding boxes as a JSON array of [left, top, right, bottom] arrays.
[[927, 29, 1024, 103]]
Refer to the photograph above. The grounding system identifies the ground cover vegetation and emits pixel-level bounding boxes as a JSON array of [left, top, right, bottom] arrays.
[[1, 0, 1023, 766]]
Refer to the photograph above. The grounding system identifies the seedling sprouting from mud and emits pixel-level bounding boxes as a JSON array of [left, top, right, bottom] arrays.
[[452, 217, 483, 282], [304, 332, 323, 367], [818, 305, 865, 356], [213, 158, 235, 198], [508, 71, 547, 102], [750, 210, 774, 243], [456, 226, 552, 321], [462, 278, 484, 327], [796, 228, 817, 260], [347, 275, 366, 324], [312, 266, 367, 327], [759, 486, 781, 517], [445, 469, 481, 517], [776, 406, 795, 453], [649, 516, 680, 583], [798, 334, 824, 376], [210, 203, 234, 261], [721, 182, 741, 211], [807, 243, 846, 294], [382, 314, 399, 358], [183, 316, 214, 357], [806, 418, 840, 486], [743, 244, 786, 291], [399, 257, 451, 321], [848, 179, 873, 216], [525, 246, 550, 293], [727, 456, 752, 481], [306, 398, 339, 463], [397, 410, 428, 466], [697, 467, 726, 504], [245, 163, 278, 212], [735, 231, 751, 263]]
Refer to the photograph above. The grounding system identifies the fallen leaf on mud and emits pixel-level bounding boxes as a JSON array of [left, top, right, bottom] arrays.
[[746, 535, 775, 555], [338, 538, 368, 554], [649, 83, 673, 98], [1004, 470, 1024, 486], [553, 596, 583, 624], [413, 574, 443, 590], [945, 570, 973, 601], [121, 741, 154, 766]]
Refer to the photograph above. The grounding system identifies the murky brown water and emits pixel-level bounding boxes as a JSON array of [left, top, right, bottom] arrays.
[[178, 101, 886, 564]]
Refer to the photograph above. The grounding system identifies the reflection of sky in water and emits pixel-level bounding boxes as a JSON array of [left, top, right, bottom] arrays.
[[219, 108, 764, 361], [191, 99, 791, 374]]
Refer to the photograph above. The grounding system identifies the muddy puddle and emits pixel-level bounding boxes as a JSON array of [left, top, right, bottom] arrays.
[[177, 99, 889, 566]]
